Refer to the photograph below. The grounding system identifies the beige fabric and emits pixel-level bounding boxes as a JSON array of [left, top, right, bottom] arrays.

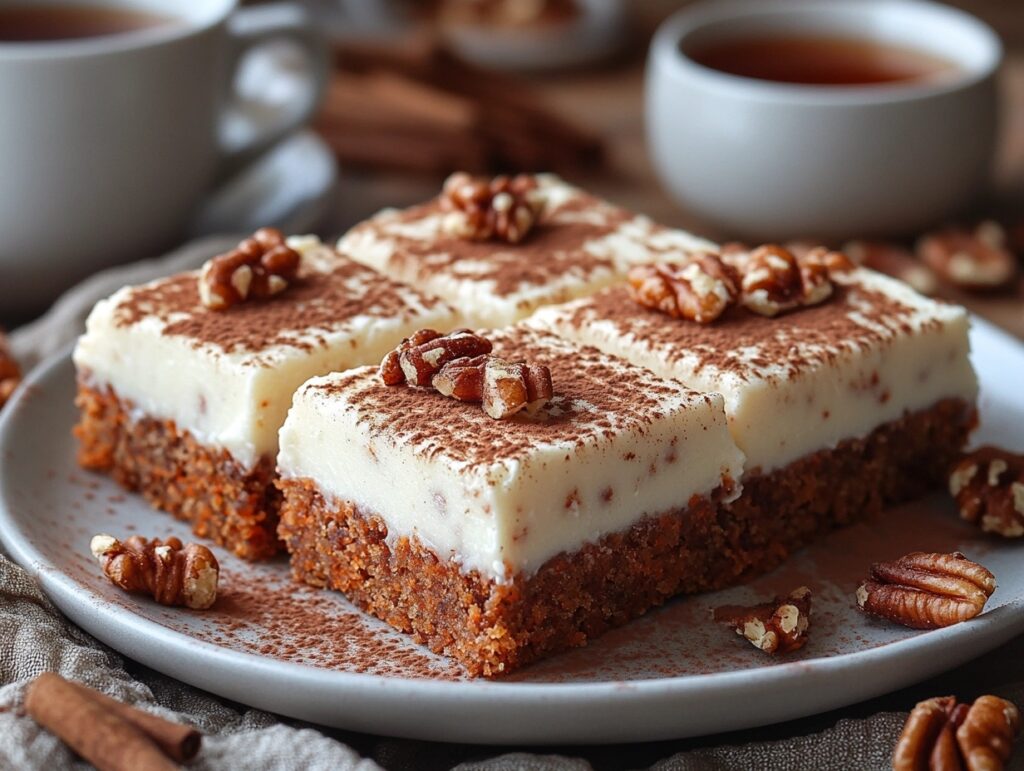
[[2, 239, 1017, 771]]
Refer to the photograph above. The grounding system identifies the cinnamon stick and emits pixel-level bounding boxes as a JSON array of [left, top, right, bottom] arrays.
[[25, 673, 178, 771], [66, 680, 201, 763]]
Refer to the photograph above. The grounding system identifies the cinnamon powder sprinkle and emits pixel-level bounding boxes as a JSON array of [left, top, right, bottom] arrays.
[[113, 255, 446, 356]]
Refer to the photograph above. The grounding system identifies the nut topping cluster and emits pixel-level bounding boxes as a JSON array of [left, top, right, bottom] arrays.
[[893, 695, 1020, 771], [198, 227, 301, 311], [950, 447, 1024, 538], [440, 172, 545, 244], [856, 551, 995, 629], [380, 328, 493, 386], [917, 221, 1017, 291], [0, 330, 21, 409], [627, 253, 740, 324], [380, 329, 553, 419], [90, 534, 220, 610], [713, 586, 812, 655], [630, 243, 852, 323]]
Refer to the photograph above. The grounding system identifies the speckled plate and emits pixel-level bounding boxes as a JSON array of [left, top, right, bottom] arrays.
[[2, 318, 1023, 745]]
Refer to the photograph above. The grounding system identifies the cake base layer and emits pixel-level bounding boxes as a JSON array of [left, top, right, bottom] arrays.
[[276, 398, 973, 676], [718, 398, 975, 581], [74, 383, 280, 560]]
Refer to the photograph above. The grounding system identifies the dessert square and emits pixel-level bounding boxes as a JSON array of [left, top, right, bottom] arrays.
[[336, 173, 716, 327], [73, 236, 458, 559], [276, 326, 745, 676], [530, 265, 979, 564]]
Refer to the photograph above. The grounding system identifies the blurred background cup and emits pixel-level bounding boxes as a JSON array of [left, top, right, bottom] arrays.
[[646, 0, 1003, 242], [0, 0, 328, 315]]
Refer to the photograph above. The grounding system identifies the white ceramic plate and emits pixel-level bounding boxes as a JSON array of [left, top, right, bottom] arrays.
[[1, 319, 1023, 745]]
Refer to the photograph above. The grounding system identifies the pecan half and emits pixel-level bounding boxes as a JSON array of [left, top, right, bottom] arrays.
[[0, 330, 21, 410], [713, 586, 811, 655], [845, 240, 940, 296], [90, 534, 219, 610], [958, 695, 1020, 770], [950, 447, 1024, 538], [856, 552, 995, 629], [440, 172, 545, 244], [893, 695, 1019, 771], [380, 328, 493, 387], [917, 222, 1017, 291], [731, 244, 834, 317], [627, 253, 740, 324], [198, 227, 301, 310]]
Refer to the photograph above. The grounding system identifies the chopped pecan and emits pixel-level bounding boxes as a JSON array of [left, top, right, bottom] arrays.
[[441, 172, 545, 244], [198, 227, 301, 310], [481, 356, 553, 419], [893, 695, 1019, 771], [958, 695, 1020, 770], [856, 551, 995, 629], [432, 354, 487, 401], [845, 240, 939, 296], [713, 586, 811, 655], [798, 245, 857, 275], [627, 254, 740, 324], [730, 243, 834, 316], [380, 328, 493, 387], [0, 330, 21, 410], [950, 447, 1024, 538], [917, 222, 1017, 291], [379, 329, 444, 386], [432, 354, 553, 419], [90, 534, 219, 610]]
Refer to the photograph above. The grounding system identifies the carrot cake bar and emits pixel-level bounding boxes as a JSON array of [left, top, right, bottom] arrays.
[[529, 256, 979, 576], [336, 173, 715, 327], [73, 233, 458, 559], [276, 326, 745, 675]]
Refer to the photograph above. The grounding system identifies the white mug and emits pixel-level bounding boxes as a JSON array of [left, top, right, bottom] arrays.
[[0, 0, 328, 314], [646, 0, 1002, 242]]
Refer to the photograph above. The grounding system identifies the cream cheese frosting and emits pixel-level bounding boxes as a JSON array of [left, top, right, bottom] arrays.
[[529, 268, 978, 473]]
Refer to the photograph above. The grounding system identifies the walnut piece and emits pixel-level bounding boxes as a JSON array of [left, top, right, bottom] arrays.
[[917, 222, 1017, 291], [731, 244, 834, 317], [856, 551, 995, 629], [893, 695, 1019, 771], [844, 239, 940, 296], [198, 227, 301, 311], [0, 330, 21, 410], [440, 172, 545, 244], [627, 253, 740, 324], [713, 586, 811, 655], [950, 447, 1024, 538], [90, 534, 219, 610], [380, 328, 493, 387]]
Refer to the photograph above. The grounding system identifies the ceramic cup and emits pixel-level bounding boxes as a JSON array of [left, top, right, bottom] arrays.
[[646, 0, 1002, 242], [0, 0, 328, 314]]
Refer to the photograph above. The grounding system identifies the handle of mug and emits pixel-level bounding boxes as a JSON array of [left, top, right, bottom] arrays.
[[218, 3, 329, 179]]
